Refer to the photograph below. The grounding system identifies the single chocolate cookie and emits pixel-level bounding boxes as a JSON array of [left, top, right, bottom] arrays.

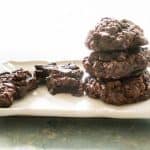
[[83, 48, 148, 80], [86, 17, 148, 51], [45, 63, 84, 96], [84, 71, 150, 105]]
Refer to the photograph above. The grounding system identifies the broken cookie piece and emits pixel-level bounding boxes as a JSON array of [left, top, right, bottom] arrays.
[[46, 74, 83, 96], [34, 63, 57, 84], [10, 69, 37, 98], [0, 82, 16, 107], [0, 69, 37, 107], [35, 63, 83, 84], [46, 63, 83, 96], [0, 69, 37, 98]]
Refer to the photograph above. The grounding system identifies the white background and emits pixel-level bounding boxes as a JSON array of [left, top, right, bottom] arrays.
[[0, 0, 150, 62]]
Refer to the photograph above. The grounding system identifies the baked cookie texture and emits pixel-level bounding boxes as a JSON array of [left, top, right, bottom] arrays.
[[86, 17, 148, 51], [46, 63, 84, 96], [0, 69, 37, 107], [83, 47, 149, 80], [85, 71, 150, 105], [0, 82, 16, 107]]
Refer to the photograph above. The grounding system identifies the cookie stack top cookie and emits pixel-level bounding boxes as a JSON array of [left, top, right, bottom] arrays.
[[86, 17, 148, 52]]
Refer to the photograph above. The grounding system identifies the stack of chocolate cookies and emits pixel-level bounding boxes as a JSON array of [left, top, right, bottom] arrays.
[[83, 17, 150, 105]]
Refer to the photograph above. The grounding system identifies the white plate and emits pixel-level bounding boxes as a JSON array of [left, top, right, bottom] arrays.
[[0, 60, 150, 118]]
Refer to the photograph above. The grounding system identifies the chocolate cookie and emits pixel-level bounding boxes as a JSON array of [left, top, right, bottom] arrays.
[[83, 48, 148, 80], [45, 63, 84, 96], [84, 71, 150, 105], [35, 63, 83, 83], [86, 17, 148, 51], [10, 69, 37, 98], [0, 82, 16, 107], [0, 69, 37, 99]]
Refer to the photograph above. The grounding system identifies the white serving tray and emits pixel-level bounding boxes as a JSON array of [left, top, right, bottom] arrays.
[[0, 60, 150, 118]]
